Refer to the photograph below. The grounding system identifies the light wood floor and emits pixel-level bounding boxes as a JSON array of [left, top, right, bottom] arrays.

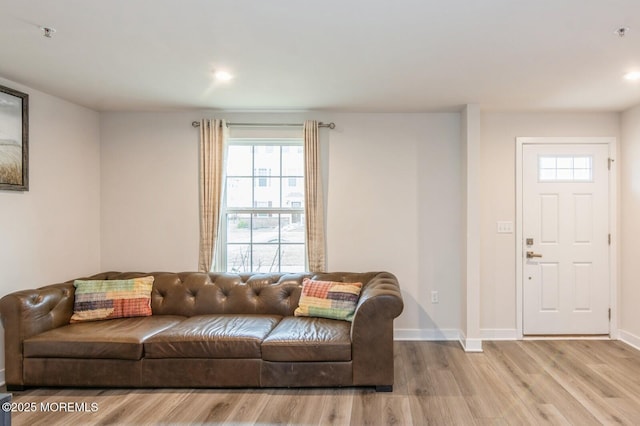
[[4, 340, 640, 425]]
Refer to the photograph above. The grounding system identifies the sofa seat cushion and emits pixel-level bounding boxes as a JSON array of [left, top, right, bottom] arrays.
[[261, 317, 352, 362], [23, 316, 185, 360], [144, 314, 282, 359]]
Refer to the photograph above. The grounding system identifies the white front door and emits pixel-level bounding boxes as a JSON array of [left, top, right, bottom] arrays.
[[522, 143, 610, 335]]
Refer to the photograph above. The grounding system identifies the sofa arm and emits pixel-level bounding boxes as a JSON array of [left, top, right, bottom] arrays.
[[350, 272, 403, 388], [0, 282, 75, 388]]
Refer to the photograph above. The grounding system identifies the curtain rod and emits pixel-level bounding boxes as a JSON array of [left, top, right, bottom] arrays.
[[191, 121, 336, 129]]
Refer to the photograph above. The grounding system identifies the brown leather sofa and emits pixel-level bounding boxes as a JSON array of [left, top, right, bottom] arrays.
[[0, 271, 403, 391]]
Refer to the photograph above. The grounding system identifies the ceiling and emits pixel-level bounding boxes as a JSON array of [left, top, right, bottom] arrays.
[[1, 0, 639, 113]]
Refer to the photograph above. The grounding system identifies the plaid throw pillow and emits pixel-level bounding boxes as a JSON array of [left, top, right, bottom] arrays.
[[294, 278, 363, 322], [70, 277, 154, 323]]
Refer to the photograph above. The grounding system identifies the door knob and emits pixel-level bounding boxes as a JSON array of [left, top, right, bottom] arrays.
[[526, 251, 542, 259]]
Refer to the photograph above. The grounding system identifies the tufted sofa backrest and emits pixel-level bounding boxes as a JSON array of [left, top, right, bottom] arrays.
[[80, 271, 383, 317], [91, 272, 308, 317]]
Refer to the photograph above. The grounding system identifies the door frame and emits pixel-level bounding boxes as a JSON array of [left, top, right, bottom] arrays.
[[515, 137, 618, 339]]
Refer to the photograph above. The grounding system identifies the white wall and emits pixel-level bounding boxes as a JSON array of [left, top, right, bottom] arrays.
[[460, 108, 469, 340], [100, 111, 462, 334], [0, 76, 102, 377], [0, 76, 102, 290], [479, 112, 620, 335], [100, 111, 200, 272], [620, 105, 640, 347], [324, 113, 462, 334], [460, 105, 482, 350]]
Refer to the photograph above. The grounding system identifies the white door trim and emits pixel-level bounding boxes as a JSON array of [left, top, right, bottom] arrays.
[[515, 137, 617, 339]]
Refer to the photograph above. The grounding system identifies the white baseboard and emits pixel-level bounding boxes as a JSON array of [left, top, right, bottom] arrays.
[[619, 329, 640, 351], [459, 332, 483, 352], [395, 328, 484, 352], [480, 328, 518, 340], [394, 328, 460, 341]]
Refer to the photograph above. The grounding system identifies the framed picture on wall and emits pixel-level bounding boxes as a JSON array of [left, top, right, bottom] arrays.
[[0, 84, 29, 191]]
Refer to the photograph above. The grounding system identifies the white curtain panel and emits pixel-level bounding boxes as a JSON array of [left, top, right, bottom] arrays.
[[198, 118, 227, 272], [304, 120, 327, 272]]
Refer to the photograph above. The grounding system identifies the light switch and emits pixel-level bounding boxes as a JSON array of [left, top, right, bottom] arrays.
[[497, 221, 514, 234]]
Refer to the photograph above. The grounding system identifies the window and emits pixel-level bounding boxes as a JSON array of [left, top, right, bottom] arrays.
[[220, 139, 305, 273], [539, 155, 593, 182], [256, 168, 269, 187]]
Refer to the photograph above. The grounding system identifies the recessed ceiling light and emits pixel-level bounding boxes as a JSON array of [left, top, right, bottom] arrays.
[[624, 71, 640, 81], [214, 71, 234, 82]]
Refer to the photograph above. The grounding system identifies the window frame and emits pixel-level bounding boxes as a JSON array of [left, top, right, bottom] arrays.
[[216, 137, 306, 273]]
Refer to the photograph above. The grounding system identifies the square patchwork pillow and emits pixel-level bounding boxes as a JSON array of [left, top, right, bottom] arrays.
[[70, 276, 154, 323], [294, 278, 363, 322]]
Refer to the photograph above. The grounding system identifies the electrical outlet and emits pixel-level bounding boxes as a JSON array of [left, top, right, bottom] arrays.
[[431, 291, 439, 304]]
